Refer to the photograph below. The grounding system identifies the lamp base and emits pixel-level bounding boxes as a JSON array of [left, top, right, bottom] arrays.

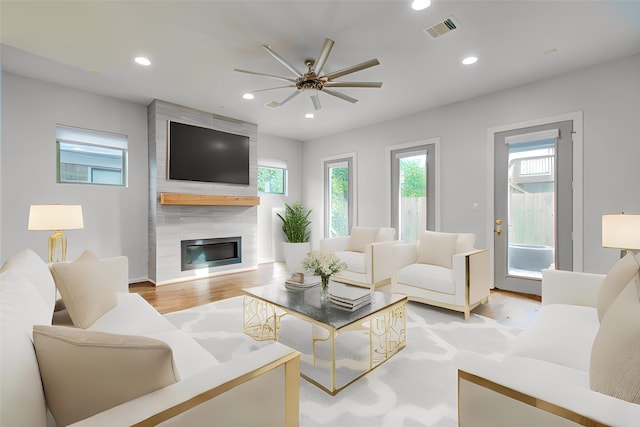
[[48, 230, 67, 263]]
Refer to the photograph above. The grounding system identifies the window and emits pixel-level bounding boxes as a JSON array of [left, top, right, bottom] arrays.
[[56, 125, 128, 186], [324, 155, 354, 238], [258, 166, 286, 194], [390, 141, 437, 241]]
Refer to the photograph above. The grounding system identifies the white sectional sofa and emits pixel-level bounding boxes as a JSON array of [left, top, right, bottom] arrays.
[[1, 249, 300, 427], [457, 252, 640, 427]]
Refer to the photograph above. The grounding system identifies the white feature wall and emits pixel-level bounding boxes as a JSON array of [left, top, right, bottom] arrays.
[[302, 54, 640, 275], [1, 73, 149, 279]]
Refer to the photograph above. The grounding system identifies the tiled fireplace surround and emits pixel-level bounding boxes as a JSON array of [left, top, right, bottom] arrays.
[[148, 100, 259, 285]]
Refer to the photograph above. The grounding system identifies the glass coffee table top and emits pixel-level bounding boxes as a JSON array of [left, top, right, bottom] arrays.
[[243, 281, 405, 330]]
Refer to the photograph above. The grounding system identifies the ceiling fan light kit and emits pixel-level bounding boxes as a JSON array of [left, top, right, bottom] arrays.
[[235, 38, 382, 111]]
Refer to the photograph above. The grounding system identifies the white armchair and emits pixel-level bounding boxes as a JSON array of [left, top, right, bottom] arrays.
[[391, 230, 490, 320], [319, 226, 396, 290]]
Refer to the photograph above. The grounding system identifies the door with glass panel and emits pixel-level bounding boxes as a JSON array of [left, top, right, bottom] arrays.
[[324, 157, 353, 238], [391, 144, 435, 242], [494, 121, 573, 295]]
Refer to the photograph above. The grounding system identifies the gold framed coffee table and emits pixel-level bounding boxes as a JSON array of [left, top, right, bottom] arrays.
[[242, 283, 407, 395]]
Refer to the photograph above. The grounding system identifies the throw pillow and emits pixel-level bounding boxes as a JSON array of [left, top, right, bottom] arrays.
[[590, 273, 640, 403], [33, 325, 180, 427], [1, 269, 52, 336], [596, 251, 640, 322], [50, 250, 117, 329], [417, 230, 458, 268], [346, 227, 379, 253], [0, 248, 57, 314]]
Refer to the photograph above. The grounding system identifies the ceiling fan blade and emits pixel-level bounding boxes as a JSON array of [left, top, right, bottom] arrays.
[[311, 94, 322, 110], [261, 44, 303, 77], [277, 90, 301, 106], [250, 85, 296, 94], [234, 68, 297, 83], [313, 38, 334, 75], [322, 88, 358, 104], [322, 58, 380, 81], [323, 81, 383, 88]]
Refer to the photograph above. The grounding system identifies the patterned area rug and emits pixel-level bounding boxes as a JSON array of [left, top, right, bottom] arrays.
[[165, 296, 521, 426]]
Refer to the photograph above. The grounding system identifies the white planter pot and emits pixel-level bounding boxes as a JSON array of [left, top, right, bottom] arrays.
[[282, 242, 311, 273]]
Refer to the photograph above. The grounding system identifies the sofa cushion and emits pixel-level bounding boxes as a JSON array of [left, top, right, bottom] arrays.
[[0, 248, 57, 314], [507, 303, 599, 372], [456, 233, 476, 254], [335, 250, 366, 274], [33, 325, 180, 427], [346, 227, 379, 253], [1, 269, 52, 334], [51, 250, 117, 328], [418, 230, 458, 268], [596, 251, 639, 322], [88, 293, 220, 378], [397, 263, 456, 295], [1, 269, 50, 427], [590, 274, 640, 403]]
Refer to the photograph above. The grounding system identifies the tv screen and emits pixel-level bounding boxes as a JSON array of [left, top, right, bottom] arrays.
[[167, 121, 250, 185]]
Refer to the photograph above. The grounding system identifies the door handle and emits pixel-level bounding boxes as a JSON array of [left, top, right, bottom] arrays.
[[495, 219, 503, 236]]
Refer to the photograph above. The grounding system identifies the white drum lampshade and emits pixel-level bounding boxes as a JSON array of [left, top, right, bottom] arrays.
[[28, 205, 84, 262], [602, 213, 640, 256]]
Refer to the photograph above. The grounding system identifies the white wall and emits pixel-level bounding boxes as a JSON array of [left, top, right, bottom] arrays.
[[256, 132, 304, 263], [303, 54, 640, 274], [1, 73, 149, 280]]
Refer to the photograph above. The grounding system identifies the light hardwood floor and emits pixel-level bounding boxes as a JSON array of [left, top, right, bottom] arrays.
[[131, 262, 541, 328]]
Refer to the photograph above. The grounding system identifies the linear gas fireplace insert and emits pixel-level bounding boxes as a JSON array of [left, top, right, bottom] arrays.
[[181, 236, 241, 271]]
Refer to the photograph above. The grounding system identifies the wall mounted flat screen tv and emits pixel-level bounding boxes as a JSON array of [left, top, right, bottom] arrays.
[[167, 121, 250, 185]]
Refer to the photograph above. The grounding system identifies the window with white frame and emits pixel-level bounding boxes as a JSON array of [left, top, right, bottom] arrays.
[[56, 125, 128, 187], [258, 158, 287, 194]]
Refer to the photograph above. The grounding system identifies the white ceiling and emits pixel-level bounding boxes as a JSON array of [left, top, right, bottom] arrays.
[[1, 1, 639, 141]]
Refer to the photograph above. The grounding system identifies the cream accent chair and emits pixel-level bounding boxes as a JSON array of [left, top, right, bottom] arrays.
[[391, 230, 490, 320], [319, 226, 396, 290]]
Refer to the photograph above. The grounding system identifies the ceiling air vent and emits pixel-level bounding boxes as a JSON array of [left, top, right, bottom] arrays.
[[264, 101, 280, 109], [424, 16, 459, 39]]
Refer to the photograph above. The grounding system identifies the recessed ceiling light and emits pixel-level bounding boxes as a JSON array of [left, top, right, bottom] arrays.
[[305, 113, 314, 119], [134, 56, 151, 66], [243, 93, 255, 100], [412, 0, 431, 11], [462, 56, 478, 65]]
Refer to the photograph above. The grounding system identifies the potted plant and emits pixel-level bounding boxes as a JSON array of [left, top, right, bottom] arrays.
[[277, 201, 312, 273]]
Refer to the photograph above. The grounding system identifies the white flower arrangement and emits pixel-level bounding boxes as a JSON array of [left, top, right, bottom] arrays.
[[302, 250, 347, 279]]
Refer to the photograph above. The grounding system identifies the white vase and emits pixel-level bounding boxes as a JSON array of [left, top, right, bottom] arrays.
[[282, 242, 311, 273]]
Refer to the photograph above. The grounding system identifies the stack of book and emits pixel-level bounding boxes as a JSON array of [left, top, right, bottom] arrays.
[[285, 275, 321, 291], [329, 282, 372, 310]]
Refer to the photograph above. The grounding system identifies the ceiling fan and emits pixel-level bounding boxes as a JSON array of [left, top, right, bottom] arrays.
[[234, 38, 382, 110]]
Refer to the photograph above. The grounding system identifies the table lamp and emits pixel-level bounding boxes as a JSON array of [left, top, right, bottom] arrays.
[[602, 212, 640, 257], [28, 205, 84, 262]]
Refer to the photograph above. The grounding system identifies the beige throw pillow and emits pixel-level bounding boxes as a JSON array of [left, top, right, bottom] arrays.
[[346, 227, 379, 253], [596, 252, 640, 322], [50, 250, 117, 329], [417, 231, 458, 268], [590, 274, 640, 403], [33, 325, 180, 427]]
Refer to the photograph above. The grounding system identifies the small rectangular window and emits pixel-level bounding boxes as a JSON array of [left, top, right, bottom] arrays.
[[258, 166, 286, 194], [56, 125, 128, 187]]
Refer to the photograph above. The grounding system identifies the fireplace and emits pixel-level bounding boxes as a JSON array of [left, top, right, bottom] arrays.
[[181, 237, 242, 271]]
